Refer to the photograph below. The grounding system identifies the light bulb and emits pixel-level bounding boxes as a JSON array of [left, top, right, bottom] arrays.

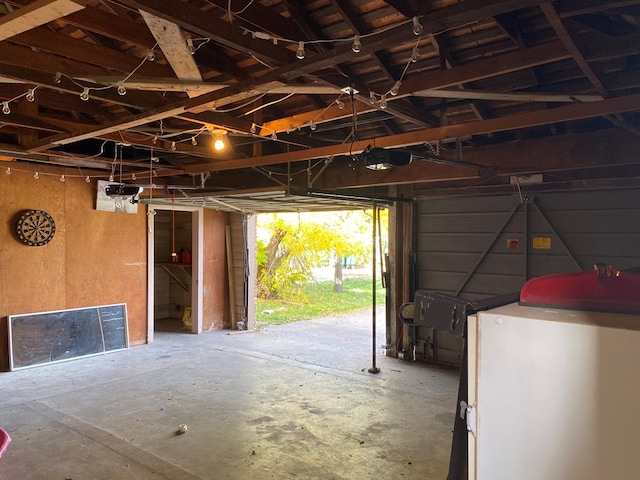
[[214, 137, 224, 150], [171, 141, 176, 151], [271, 131, 277, 140], [187, 38, 196, 55], [152, 135, 158, 144], [54, 72, 62, 84], [309, 120, 316, 131], [250, 123, 257, 134], [26, 88, 36, 102], [336, 99, 345, 109], [411, 45, 420, 63], [191, 136, 197, 146], [379, 94, 388, 110], [5, 167, 11, 175], [2, 102, 9, 114], [369, 91, 376, 104], [80, 87, 90, 101], [146, 50, 155, 61], [296, 41, 305, 60], [85, 176, 91, 183], [117, 83, 126, 95], [131, 173, 136, 181], [60, 175, 65, 182], [390, 81, 401, 96], [109, 173, 114, 182], [412, 17, 423, 36], [34, 172, 39, 179], [352, 35, 361, 53]]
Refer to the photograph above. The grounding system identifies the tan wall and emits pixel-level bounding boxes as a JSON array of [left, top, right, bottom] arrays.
[[202, 209, 229, 331], [0, 171, 147, 371]]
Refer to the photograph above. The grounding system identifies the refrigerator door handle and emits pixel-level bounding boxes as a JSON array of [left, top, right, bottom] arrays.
[[466, 403, 477, 437]]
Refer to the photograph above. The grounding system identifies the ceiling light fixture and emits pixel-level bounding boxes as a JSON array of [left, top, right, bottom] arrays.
[[210, 129, 227, 150], [296, 41, 305, 60]]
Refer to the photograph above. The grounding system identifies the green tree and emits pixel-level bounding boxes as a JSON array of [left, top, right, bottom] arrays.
[[256, 210, 381, 301]]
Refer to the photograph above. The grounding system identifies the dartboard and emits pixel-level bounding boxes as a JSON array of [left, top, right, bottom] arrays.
[[16, 210, 56, 246]]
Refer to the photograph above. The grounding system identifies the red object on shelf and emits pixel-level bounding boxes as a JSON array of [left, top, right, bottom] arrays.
[[0, 428, 10, 458], [520, 264, 640, 314], [181, 249, 192, 265]]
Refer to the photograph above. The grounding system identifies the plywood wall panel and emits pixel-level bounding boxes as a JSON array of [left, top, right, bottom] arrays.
[[0, 171, 148, 370], [202, 209, 229, 331]]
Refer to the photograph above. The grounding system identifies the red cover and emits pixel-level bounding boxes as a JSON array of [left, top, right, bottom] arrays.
[[520, 265, 640, 314], [0, 428, 10, 458]]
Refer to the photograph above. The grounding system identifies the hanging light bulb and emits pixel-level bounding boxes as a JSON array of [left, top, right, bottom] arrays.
[[412, 16, 423, 36], [309, 120, 316, 131], [335, 99, 345, 109], [390, 81, 401, 96], [80, 87, 90, 101], [187, 38, 196, 55], [152, 135, 158, 144], [296, 41, 305, 60], [54, 71, 62, 84], [5, 167, 11, 175], [146, 50, 155, 61], [352, 35, 361, 53], [271, 131, 277, 140], [171, 141, 176, 151], [369, 91, 376, 105], [2, 102, 9, 114], [131, 173, 136, 181], [26, 88, 36, 102], [85, 176, 91, 183], [60, 174, 65, 182], [379, 94, 388, 110], [34, 172, 39, 180], [109, 173, 114, 182], [411, 45, 420, 63], [250, 123, 257, 134], [117, 82, 126, 95], [191, 136, 197, 146], [214, 136, 224, 150]]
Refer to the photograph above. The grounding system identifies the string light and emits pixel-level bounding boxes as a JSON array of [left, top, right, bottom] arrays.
[[352, 35, 361, 53], [250, 123, 257, 134], [369, 91, 376, 104], [146, 50, 155, 61], [117, 82, 126, 96], [335, 99, 345, 109], [109, 173, 114, 182], [271, 131, 277, 140], [60, 174, 65, 182], [5, 167, 10, 175], [390, 81, 401, 96], [379, 94, 388, 110], [411, 45, 420, 63], [26, 88, 36, 102], [191, 136, 198, 146], [171, 141, 176, 151], [85, 176, 91, 183], [34, 172, 39, 179], [296, 41, 305, 59], [187, 38, 196, 54], [2, 102, 9, 114], [54, 71, 62, 84], [80, 87, 90, 101], [131, 173, 136, 181], [412, 16, 423, 36], [309, 120, 316, 131]]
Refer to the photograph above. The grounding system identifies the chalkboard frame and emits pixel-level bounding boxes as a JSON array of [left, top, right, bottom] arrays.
[[8, 303, 129, 371]]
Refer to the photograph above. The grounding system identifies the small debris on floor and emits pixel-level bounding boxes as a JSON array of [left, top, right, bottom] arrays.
[[176, 424, 188, 435]]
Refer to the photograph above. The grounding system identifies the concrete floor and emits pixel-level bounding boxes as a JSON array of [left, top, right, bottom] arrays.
[[0, 307, 459, 479]]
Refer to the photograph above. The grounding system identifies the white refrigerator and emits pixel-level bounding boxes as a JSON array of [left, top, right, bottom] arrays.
[[467, 303, 640, 480]]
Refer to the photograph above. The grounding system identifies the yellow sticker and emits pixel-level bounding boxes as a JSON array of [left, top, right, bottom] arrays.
[[532, 237, 552, 249]]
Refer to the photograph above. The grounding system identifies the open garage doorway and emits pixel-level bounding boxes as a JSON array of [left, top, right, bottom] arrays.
[[254, 209, 390, 354]]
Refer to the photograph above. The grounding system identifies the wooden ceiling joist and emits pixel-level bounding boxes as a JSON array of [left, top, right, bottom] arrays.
[[0, 0, 86, 41]]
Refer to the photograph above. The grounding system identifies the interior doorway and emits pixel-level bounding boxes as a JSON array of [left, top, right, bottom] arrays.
[[147, 205, 204, 342]]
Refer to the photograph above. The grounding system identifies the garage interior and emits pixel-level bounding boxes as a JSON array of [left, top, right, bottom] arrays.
[[1, 0, 640, 478]]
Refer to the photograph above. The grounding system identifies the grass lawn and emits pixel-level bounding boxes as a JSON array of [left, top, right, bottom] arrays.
[[256, 277, 385, 325]]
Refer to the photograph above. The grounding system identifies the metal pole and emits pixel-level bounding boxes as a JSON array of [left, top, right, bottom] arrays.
[[369, 201, 380, 374]]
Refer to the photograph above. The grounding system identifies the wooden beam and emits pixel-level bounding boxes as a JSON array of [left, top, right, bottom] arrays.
[[414, 89, 603, 103], [0, 0, 86, 41], [139, 11, 203, 99], [183, 92, 640, 173]]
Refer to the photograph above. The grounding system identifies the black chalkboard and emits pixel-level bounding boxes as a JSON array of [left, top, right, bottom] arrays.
[[8, 304, 128, 370]]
